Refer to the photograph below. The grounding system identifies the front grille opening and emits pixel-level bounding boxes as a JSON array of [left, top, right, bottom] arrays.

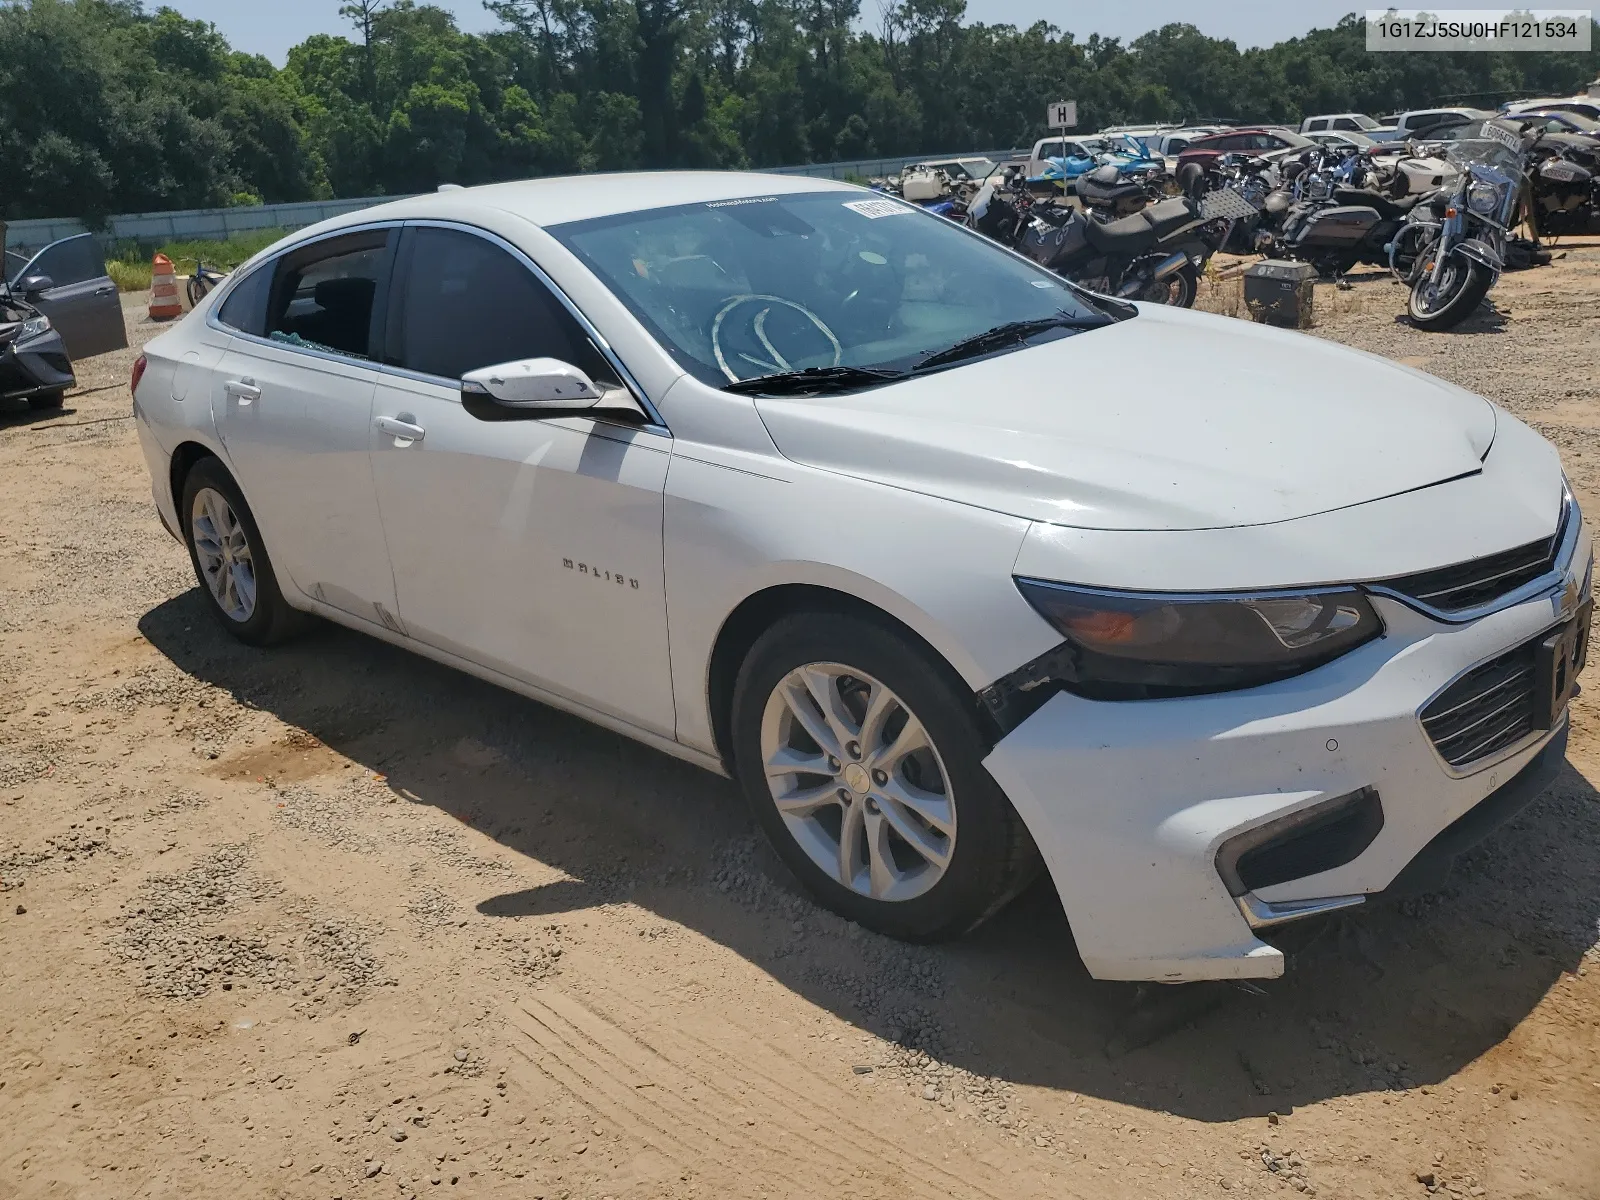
[[1380, 506, 1566, 616], [1421, 640, 1540, 769], [1216, 787, 1385, 897]]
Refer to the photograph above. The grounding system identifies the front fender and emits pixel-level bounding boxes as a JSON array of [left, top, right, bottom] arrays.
[[1453, 236, 1504, 273], [662, 450, 1053, 756]]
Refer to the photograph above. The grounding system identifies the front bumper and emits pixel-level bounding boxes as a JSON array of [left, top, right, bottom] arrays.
[[983, 579, 1588, 982], [0, 328, 75, 399]]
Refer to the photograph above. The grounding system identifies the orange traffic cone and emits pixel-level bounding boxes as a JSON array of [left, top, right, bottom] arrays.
[[149, 253, 182, 320]]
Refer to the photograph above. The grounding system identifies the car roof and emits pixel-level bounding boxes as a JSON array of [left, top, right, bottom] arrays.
[[298, 171, 859, 237]]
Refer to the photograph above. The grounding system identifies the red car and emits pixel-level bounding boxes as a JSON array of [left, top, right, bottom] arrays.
[[1175, 128, 1316, 174]]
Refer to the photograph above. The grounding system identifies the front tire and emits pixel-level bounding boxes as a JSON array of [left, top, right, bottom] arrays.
[[1408, 257, 1494, 330], [180, 457, 305, 645], [731, 613, 1038, 941]]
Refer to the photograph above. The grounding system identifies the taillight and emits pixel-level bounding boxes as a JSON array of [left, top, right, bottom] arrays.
[[130, 354, 148, 398]]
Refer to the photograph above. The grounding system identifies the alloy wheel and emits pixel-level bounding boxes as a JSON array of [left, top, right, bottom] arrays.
[[191, 486, 257, 623], [759, 663, 956, 902]]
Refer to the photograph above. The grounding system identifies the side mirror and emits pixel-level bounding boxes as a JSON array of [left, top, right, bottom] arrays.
[[21, 274, 53, 295], [462, 357, 603, 410]]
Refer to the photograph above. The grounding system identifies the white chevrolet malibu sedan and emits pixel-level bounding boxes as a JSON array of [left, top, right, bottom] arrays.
[[132, 172, 1590, 982]]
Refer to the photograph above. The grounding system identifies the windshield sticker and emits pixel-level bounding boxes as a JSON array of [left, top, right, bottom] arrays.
[[1481, 122, 1521, 152], [706, 196, 777, 208], [843, 198, 914, 219]]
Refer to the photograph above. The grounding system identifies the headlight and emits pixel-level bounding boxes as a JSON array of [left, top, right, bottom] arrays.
[[1467, 182, 1500, 215], [18, 315, 51, 340], [1014, 579, 1384, 699]]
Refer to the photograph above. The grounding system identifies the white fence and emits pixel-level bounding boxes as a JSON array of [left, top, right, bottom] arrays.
[[4, 149, 1023, 254]]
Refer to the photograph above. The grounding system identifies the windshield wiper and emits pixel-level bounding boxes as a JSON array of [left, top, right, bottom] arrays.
[[721, 365, 906, 396], [912, 314, 1100, 373]]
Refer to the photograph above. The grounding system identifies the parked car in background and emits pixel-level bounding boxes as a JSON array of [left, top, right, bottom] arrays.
[[1, 285, 77, 410], [1175, 127, 1315, 173], [1154, 127, 1229, 162], [1304, 130, 1379, 151], [1512, 110, 1600, 139], [1370, 108, 1497, 143], [1503, 96, 1600, 122], [132, 172, 1591, 984], [4, 233, 128, 363], [1300, 113, 1388, 134]]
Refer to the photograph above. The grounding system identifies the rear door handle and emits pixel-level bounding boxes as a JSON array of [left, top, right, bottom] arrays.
[[375, 414, 426, 443], [224, 378, 261, 405], [94, 285, 116, 296]]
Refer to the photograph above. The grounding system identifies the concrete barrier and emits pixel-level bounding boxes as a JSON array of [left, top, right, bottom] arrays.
[[4, 150, 1024, 255]]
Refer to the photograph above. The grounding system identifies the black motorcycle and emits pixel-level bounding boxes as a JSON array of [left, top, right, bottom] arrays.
[[1275, 184, 1429, 278], [1071, 163, 1170, 219], [970, 178, 1223, 307]]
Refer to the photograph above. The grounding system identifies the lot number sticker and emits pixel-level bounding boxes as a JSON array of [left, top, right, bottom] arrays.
[[843, 198, 913, 219]]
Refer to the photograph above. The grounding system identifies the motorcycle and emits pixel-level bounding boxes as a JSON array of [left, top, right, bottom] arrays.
[[1276, 189, 1429, 278], [1071, 162, 1171, 219], [969, 177, 1224, 307], [1390, 117, 1537, 330], [1526, 137, 1600, 236]]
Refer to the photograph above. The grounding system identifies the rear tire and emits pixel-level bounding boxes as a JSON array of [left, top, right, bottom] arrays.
[[26, 390, 66, 410], [1137, 263, 1199, 307], [1408, 257, 1494, 330], [180, 456, 306, 646], [731, 612, 1039, 941]]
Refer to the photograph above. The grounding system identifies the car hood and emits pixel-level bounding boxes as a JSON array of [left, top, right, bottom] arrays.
[[754, 305, 1497, 532]]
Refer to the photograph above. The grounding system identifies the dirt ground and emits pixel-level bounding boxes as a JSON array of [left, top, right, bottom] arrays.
[[3, 251, 1600, 1200]]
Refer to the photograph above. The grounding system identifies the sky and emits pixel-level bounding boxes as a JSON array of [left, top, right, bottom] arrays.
[[164, 1, 1380, 65]]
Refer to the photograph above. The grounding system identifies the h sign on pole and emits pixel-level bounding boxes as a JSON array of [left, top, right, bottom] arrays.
[[1048, 100, 1077, 130]]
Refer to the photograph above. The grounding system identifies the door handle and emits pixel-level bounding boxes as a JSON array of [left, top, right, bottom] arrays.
[[375, 414, 426, 443], [94, 285, 116, 296], [224, 378, 261, 405]]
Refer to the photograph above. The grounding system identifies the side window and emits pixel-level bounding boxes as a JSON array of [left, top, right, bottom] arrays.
[[1306, 118, 1327, 132], [1166, 138, 1190, 154], [29, 234, 105, 287], [1332, 118, 1358, 131], [265, 231, 389, 360], [216, 264, 272, 336], [392, 227, 616, 385]]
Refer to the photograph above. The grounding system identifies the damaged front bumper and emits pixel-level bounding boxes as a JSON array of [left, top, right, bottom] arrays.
[[0, 322, 75, 400], [981, 578, 1587, 983]]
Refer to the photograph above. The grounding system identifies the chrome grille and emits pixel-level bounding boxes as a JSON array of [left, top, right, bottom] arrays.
[[1421, 639, 1539, 768], [1379, 507, 1566, 617]]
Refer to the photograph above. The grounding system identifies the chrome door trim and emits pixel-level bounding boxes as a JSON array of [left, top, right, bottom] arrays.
[[206, 219, 404, 356]]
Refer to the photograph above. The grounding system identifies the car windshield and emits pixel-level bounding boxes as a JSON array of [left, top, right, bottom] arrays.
[[549, 191, 1121, 388], [1540, 112, 1599, 131]]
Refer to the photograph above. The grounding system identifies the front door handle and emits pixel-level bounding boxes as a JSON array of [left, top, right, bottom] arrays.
[[224, 378, 261, 405], [375, 414, 426, 443]]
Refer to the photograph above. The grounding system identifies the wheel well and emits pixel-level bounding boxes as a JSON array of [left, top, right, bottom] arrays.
[[169, 441, 218, 530], [705, 584, 978, 769]]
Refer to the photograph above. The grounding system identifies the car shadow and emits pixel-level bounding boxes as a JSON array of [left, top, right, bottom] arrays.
[[137, 590, 1600, 1123], [0, 399, 78, 427]]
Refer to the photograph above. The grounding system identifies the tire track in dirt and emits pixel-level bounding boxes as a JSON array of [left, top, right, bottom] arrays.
[[509, 983, 1053, 1200]]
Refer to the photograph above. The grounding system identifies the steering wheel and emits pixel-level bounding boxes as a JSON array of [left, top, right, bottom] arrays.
[[711, 294, 842, 382]]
